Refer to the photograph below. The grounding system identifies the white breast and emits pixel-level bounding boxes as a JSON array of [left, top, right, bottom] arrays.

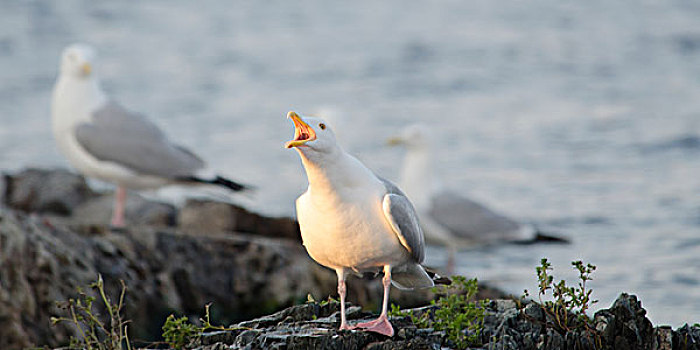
[[296, 176, 408, 272]]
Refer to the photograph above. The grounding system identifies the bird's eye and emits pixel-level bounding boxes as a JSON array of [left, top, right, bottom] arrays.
[[319, 123, 326, 130]]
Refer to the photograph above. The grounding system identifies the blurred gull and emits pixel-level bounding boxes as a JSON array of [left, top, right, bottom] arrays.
[[286, 111, 433, 336], [51, 43, 248, 227], [388, 124, 534, 272]]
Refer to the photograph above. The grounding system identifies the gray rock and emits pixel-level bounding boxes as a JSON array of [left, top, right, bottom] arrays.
[[594, 293, 654, 349], [71, 192, 176, 227], [1, 168, 174, 226], [474, 293, 699, 350], [493, 299, 517, 312], [178, 199, 300, 241], [523, 302, 545, 322], [672, 324, 700, 350], [0, 172, 6, 204], [196, 301, 438, 350], [178, 199, 237, 232], [652, 326, 672, 350], [3, 168, 95, 215]]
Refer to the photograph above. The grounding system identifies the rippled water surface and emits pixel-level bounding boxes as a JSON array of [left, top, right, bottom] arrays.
[[2, 1, 700, 326]]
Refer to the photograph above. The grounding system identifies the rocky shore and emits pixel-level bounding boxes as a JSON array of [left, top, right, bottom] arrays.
[[1, 168, 698, 350], [189, 294, 700, 350]]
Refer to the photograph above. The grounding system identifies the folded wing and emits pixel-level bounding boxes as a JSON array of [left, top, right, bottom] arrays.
[[75, 102, 205, 178]]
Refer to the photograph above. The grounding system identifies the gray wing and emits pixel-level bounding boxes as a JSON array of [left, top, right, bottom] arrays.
[[379, 177, 425, 263], [75, 102, 205, 178], [429, 191, 521, 241]]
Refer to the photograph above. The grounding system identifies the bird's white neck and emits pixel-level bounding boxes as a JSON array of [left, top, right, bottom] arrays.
[[50, 73, 110, 177], [399, 146, 437, 211], [297, 147, 379, 200], [52, 75, 107, 128]]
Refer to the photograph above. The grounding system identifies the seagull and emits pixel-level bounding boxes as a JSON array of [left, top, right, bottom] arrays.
[[387, 124, 533, 272], [285, 111, 433, 337], [51, 43, 248, 227]]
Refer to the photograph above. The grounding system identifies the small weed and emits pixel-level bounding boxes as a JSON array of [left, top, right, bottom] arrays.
[[162, 315, 198, 349], [306, 293, 340, 307], [526, 258, 598, 333], [306, 293, 316, 303], [50, 275, 132, 350], [390, 276, 487, 349], [389, 303, 411, 318], [161, 303, 251, 349]]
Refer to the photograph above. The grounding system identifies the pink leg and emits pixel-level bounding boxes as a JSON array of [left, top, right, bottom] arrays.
[[110, 186, 127, 227], [447, 246, 457, 275], [353, 265, 394, 337], [336, 269, 352, 331]]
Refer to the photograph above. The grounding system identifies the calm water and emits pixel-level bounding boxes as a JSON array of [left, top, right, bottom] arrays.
[[1, 1, 699, 326]]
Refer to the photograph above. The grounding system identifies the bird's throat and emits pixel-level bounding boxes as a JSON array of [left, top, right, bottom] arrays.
[[299, 150, 375, 199]]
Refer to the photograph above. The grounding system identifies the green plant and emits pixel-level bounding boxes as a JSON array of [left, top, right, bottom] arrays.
[[162, 315, 199, 349], [306, 293, 338, 307], [527, 258, 598, 332], [389, 303, 410, 318], [51, 275, 132, 350], [390, 276, 487, 349], [161, 303, 251, 349]]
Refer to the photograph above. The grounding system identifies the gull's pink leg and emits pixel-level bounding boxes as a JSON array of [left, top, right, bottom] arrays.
[[354, 265, 394, 337], [336, 269, 352, 331], [110, 186, 126, 227], [447, 246, 457, 275]]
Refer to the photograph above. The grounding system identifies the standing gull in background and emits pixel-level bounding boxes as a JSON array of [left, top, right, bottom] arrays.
[[51, 43, 248, 227], [388, 124, 534, 272], [286, 111, 433, 337]]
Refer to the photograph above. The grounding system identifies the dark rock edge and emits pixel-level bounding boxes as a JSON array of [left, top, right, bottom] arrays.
[[191, 294, 700, 350]]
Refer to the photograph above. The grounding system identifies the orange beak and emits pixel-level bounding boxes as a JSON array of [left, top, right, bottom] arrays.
[[285, 111, 316, 148], [81, 63, 92, 76]]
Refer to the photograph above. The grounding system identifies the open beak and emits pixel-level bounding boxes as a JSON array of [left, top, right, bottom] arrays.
[[285, 111, 316, 148], [81, 63, 92, 76]]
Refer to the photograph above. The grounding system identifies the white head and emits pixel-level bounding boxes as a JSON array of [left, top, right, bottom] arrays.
[[59, 43, 97, 79], [310, 105, 346, 143], [386, 123, 431, 150], [285, 111, 340, 160], [386, 123, 438, 201]]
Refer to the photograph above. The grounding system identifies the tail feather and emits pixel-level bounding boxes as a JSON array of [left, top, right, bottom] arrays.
[[391, 263, 435, 290], [424, 268, 452, 286], [512, 225, 569, 245], [180, 176, 250, 192]]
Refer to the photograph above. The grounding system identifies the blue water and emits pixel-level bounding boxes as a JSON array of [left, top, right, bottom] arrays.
[[1, 1, 699, 326]]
